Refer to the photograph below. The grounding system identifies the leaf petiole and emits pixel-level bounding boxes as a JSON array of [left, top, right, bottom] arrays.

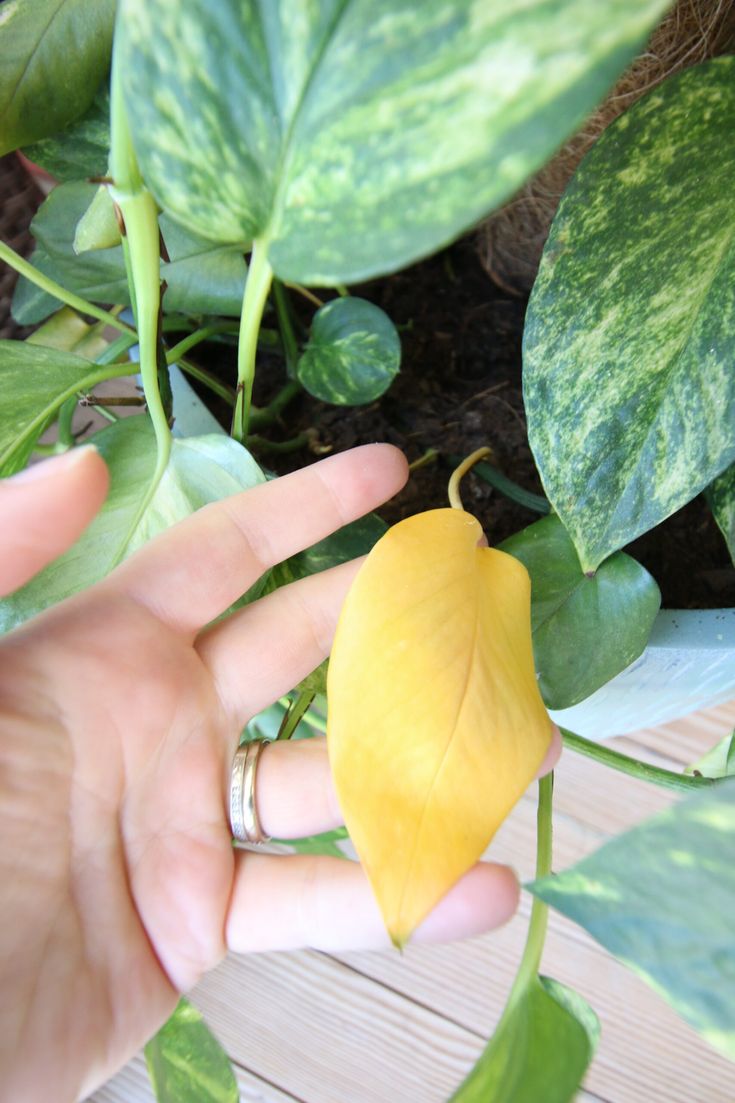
[[561, 728, 715, 793], [232, 239, 273, 441], [448, 447, 493, 510]]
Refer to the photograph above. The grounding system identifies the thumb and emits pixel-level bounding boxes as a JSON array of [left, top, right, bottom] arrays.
[[0, 447, 109, 597]]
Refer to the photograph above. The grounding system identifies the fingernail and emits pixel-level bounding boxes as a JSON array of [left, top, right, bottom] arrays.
[[9, 445, 99, 485]]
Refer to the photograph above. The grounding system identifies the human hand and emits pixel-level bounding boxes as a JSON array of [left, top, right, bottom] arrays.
[[0, 444, 560, 1102]]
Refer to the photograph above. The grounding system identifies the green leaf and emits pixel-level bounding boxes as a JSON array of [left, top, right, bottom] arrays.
[[0, 0, 115, 157], [499, 514, 660, 709], [297, 297, 400, 405], [530, 777, 735, 1061], [524, 58, 735, 571], [11, 182, 248, 324], [74, 185, 122, 252], [0, 340, 129, 477], [685, 731, 735, 780], [705, 463, 735, 566], [117, 0, 669, 284], [23, 83, 110, 181], [451, 975, 599, 1102], [145, 998, 238, 1103], [272, 512, 388, 590], [0, 416, 265, 633]]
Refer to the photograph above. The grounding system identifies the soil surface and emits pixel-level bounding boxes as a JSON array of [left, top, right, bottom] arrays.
[[194, 238, 733, 610]]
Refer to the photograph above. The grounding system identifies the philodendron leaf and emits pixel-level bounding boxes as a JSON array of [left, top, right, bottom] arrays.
[[297, 298, 400, 405], [117, 0, 669, 284], [531, 777, 735, 1061], [145, 998, 238, 1103], [11, 182, 248, 324], [0, 416, 265, 633], [500, 514, 660, 709], [0, 340, 131, 477], [685, 731, 735, 780], [327, 508, 552, 945], [705, 464, 735, 566], [524, 57, 735, 571], [0, 0, 115, 157], [451, 976, 599, 1103], [23, 83, 110, 181]]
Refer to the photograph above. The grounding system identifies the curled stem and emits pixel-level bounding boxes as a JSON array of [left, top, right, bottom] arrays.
[[448, 446, 493, 510]]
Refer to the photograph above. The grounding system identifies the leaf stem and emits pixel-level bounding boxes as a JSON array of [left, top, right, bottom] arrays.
[[509, 773, 553, 1003], [272, 281, 299, 377], [276, 689, 316, 741], [176, 357, 236, 407], [448, 447, 493, 510], [0, 240, 134, 335], [248, 379, 302, 430], [453, 455, 550, 514], [232, 240, 273, 442], [560, 727, 715, 793]]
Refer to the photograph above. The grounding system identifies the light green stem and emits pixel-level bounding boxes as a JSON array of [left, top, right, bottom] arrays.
[[561, 727, 714, 793], [109, 47, 171, 564], [232, 239, 273, 442], [0, 240, 133, 335], [507, 773, 553, 1005]]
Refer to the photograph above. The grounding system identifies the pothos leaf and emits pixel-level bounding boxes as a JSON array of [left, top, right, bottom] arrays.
[[0, 416, 265, 633], [117, 0, 669, 284], [705, 463, 735, 566], [450, 975, 599, 1103], [23, 82, 111, 181], [327, 508, 552, 945], [297, 297, 400, 405], [524, 58, 735, 571], [145, 998, 238, 1103]]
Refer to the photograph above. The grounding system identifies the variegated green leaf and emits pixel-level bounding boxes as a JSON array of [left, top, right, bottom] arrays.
[[145, 998, 238, 1103], [531, 778, 735, 1062], [705, 463, 735, 566], [24, 84, 110, 181], [12, 182, 248, 323], [524, 58, 735, 571], [117, 0, 669, 284], [500, 514, 660, 709], [297, 297, 400, 405], [0, 0, 115, 157]]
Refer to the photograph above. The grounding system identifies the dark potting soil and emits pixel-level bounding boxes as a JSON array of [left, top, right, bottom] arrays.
[[190, 238, 734, 611]]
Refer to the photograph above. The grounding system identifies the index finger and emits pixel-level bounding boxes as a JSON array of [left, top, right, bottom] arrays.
[[107, 444, 408, 634]]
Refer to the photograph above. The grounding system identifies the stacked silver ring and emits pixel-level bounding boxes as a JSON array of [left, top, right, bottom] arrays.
[[229, 738, 271, 844]]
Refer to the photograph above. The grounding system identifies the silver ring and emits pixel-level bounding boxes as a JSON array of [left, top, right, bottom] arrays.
[[229, 739, 271, 844]]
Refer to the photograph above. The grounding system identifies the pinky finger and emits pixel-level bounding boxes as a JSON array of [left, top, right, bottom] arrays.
[[226, 852, 519, 954]]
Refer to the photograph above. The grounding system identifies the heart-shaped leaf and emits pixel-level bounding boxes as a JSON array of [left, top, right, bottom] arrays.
[[297, 297, 400, 405], [145, 998, 238, 1103], [0, 339, 130, 477], [524, 58, 735, 571], [23, 83, 111, 181], [531, 777, 735, 1061], [500, 514, 660, 709], [705, 464, 735, 566], [327, 508, 552, 945], [451, 975, 599, 1103], [12, 182, 248, 324], [0, 0, 115, 157], [117, 0, 669, 284], [0, 416, 265, 633]]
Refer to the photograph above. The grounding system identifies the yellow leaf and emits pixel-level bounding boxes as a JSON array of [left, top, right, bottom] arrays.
[[327, 507, 552, 946]]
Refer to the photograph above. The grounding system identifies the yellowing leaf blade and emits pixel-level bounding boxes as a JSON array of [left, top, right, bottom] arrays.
[[327, 509, 551, 945]]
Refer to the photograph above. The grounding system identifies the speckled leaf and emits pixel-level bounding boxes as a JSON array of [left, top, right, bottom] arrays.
[[0, 416, 265, 632], [23, 84, 110, 181], [500, 514, 660, 709], [524, 58, 735, 571], [0, 340, 129, 477], [0, 0, 115, 157], [450, 975, 599, 1103], [705, 464, 735, 565], [12, 182, 247, 323], [297, 298, 400, 405], [117, 0, 669, 284], [531, 778, 735, 1061], [145, 998, 238, 1103]]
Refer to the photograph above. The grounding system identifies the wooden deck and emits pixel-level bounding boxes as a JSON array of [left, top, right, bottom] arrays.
[[91, 703, 735, 1103]]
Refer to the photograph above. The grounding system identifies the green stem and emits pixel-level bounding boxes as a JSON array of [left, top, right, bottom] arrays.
[[165, 323, 238, 365], [176, 357, 236, 407], [0, 240, 134, 335], [56, 397, 77, 449], [109, 48, 171, 564], [272, 281, 298, 377], [248, 379, 301, 430], [246, 431, 310, 455], [561, 727, 715, 794], [508, 773, 553, 1004], [94, 330, 139, 365], [276, 690, 316, 742], [232, 240, 273, 442]]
